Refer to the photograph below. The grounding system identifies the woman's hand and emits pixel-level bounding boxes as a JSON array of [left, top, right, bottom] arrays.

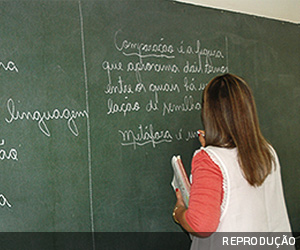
[[197, 130, 206, 147], [173, 188, 186, 224], [175, 188, 185, 208], [173, 189, 198, 235]]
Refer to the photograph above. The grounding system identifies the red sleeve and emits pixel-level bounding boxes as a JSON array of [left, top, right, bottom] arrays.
[[185, 150, 223, 234]]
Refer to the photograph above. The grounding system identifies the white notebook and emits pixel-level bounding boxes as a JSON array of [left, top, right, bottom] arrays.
[[171, 155, 191, 208]]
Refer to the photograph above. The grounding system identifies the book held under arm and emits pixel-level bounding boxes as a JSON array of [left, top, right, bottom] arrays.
[[171, 155, 191, 208]]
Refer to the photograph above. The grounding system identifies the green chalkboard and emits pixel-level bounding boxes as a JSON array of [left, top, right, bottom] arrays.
[[0, 0, 299, 248]]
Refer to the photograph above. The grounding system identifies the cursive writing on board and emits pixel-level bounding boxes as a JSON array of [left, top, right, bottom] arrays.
[[104, 76, 181, 97], [0, 139, 18, 161], [113, 30, 228, 74], [119, 125, 206, 149], [103, 32, 229, 149], [5, 98, 88, 137], [183, 77, 207, 91], [0, 194, 12, 208], [162, 95, 202, 116], [107, 97, 141, 116], [114, 30, 175, 59], [102, 31, 229, 149], [119, 124, 173, 149], [175, 128, 200, 142], [0, 61, 18, 72]]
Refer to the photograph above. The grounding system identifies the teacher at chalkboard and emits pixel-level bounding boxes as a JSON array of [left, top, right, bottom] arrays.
[[172, 74, 293, 249]]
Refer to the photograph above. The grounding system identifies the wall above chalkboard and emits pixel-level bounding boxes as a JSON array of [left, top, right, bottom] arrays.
[[175, 0, 300, 23]]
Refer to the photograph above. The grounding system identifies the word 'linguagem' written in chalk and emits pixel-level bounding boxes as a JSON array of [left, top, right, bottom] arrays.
[[5, 98, 88, 137]]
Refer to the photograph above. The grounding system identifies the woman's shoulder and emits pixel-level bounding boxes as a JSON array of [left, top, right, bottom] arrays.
[[191, 147, 224, 187], [194, 146, 237, 158], [192, 147, 221, 169]]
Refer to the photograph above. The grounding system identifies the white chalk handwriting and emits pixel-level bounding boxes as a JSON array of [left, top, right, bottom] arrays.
[[0, 139, 18, 161], [118, 124, 173, 149], [5, 98, 88, 137], [0, 194, 12, 208], [162, 95, 202, 116], [118, 126, 203, 149], [183, 77, 208, 91], [114, 30, 175, 60], [107, 97, 141, 116], [0, 61, 18, 72], [175, 128, 201, 142]]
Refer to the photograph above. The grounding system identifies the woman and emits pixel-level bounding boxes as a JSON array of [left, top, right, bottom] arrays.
[[173, 74, 292, 249]]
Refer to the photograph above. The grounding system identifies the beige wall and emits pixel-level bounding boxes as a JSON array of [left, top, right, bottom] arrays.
[[175, 0, 300, 24]]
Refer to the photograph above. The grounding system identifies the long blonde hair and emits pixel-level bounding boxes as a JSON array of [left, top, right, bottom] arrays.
[[202, 73, 274, 187]]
